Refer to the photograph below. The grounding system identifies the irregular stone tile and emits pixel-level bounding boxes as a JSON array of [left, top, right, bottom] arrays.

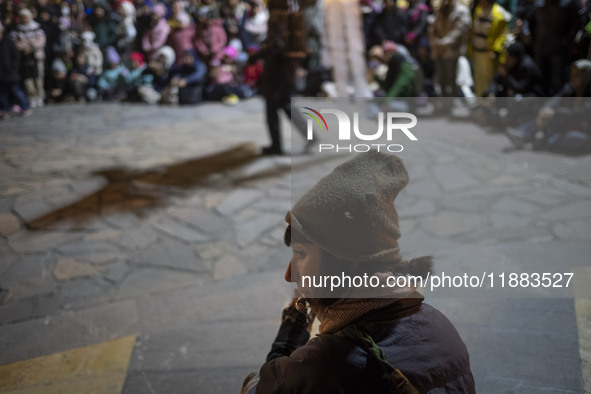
[[460, 185, 533, 198], [129, 239, 207, 272], [489, 174, 526, 187], [229, 158, 278, 179], [167, 207, 231, 235], [114, 227, 160, 250], [193, 240, 233, 261], [268, 188, 292, 200], [490, 196, 541, 215], [12, 199, 55, 224], [0, 242, 18, 277], [84, 228, 123, 241], [439, 196, 496, 213], [266, 225, 286, 244], [517, 193, 565, 208], [252, 198, 291, 213], [8, 231, 81, 253], [403, 180, 442, 197], [31, 294, 62, 318], [0, 300, 139, 365], [0, 213, 21, 236], [239, 243, 275, 269], [0, 298, 36, 325], [56, 240, 122, 256], [399, 219, 418, 234], [70, 177, 108, 196], [0, 197, 14, 214], [57, 277, 114, 309], [235, 213, 281, 247], [213, 255, 248, 280], [43, 187, 80, 208], [489, 213, 531, 229], [115, 268, 203, 300], [420, 210, 482, 237], [431, 164, 480, 191], [0, 185, 28, 198], [538, 200, 591, 221], [398, 199, 436, 219], [84, 252, 125, 265], [53, 256, 100, 281], [215, 189, 262, 216], [551, 178, 591, 197], [203, 191, 228, 209], [100, 261, 130, 283], [233, 207, 261, 224], [0, 253, 56, 301], [152, 217, 211, 243], [103, 212, 144, 229], [458, 226, 554, 244], [553, 220, 591, 241]]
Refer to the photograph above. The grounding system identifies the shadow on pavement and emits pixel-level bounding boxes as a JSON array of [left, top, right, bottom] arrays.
[[27, 143, 261, 229]]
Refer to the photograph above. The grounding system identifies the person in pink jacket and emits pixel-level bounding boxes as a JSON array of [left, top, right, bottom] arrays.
[[141, 3, 170, 60], [193, 10, 227, 64], [166, 0, 195, 66]]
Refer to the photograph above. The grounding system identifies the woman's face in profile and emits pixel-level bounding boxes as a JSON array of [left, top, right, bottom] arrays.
[[285, 243, 322, 289]]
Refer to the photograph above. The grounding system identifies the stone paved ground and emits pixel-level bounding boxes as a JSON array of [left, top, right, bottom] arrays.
[[0, 99, 590, 393]]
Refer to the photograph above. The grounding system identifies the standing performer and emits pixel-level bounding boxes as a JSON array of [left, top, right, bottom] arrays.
[[255, 0, 311, 155]]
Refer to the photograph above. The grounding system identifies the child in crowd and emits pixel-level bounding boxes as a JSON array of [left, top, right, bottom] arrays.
[[98, 46, 129, 100], [204, 45, 242, 103], [47, 56, 69, 102], [80, 31, 103, 84], [69, 51, 91, 101], [141, 3, 170, 60], [167, 0, 194, 65], [136, 45, 175, 104], [193, 9, 227, 64], [116, 1, 137, 65], [165, 49, 207, 104]]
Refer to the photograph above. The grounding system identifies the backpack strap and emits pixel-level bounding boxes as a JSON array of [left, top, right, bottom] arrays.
[[337, 324, 419, 394]]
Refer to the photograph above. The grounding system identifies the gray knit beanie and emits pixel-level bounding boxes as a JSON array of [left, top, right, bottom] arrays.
[[286, 150, 409, 263]]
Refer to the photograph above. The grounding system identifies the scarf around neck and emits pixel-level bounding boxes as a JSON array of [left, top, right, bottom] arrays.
[[314, 283, 421, 334]]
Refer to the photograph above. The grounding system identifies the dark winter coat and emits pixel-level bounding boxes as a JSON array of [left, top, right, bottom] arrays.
[[491, 54, 544, 96], [88, 3, 118, 49], [528, 0, 582, 56], [370, 6, 408, 47], [0, 36, 21, 83], [251, 297, 475, 393], [169, 52, 207, 104]]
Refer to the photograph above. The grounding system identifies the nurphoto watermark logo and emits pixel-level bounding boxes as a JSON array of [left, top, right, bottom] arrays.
[[301, 106, 418, 153]]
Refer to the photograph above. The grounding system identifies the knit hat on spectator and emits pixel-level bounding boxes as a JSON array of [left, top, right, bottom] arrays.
[[224, 46, 238, 60], [382, 40, 398, 54], [52, 59, 67, 76], [130, 51, 145, 66], [286, 150, 409, 263], [105, 46, 121, 65]]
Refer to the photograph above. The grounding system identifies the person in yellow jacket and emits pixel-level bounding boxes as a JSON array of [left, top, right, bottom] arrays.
[[469, 0, 510, 97]]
